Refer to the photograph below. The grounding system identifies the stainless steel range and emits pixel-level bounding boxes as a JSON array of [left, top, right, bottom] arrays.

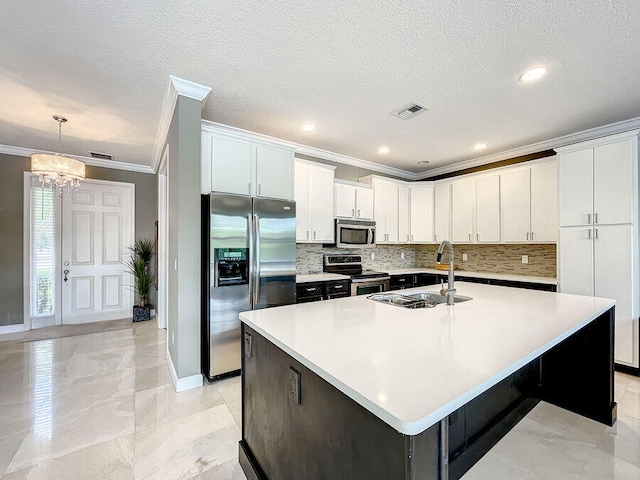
[[323, 254, 390, 296]]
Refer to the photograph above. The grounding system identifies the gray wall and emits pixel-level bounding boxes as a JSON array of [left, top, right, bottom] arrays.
[[0, 153, 157, 327], [166, 95, 202, 379]]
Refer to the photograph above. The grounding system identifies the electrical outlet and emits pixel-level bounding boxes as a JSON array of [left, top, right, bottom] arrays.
[[288, 367, 301, 405], [522, 255, 529, 264], [462, 253, 468, 261], [401, 252, 405, 259], [171, 331, 175, 345], [370, 252, 375, 260]]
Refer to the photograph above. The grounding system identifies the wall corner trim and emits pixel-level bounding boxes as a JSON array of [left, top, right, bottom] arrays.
[[166, 349, 204, 392], [0, 324, 28, 335], [151, 75, 213, 173]]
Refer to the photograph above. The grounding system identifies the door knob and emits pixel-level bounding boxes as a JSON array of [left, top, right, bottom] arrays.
[[63, 269, 69, 282]]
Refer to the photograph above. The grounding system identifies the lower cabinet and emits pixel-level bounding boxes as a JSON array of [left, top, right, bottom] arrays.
[[559, 224, 637, 366]]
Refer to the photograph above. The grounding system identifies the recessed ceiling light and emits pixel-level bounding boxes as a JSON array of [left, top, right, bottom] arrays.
[[473, 143, 488, 150], [417, 160, 430, 165], [302, 123, 315, 131], [519, 66, 548, 83], [377, 146, 389, 154]]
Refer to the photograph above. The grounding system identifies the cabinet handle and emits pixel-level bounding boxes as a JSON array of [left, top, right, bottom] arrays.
[[434, 234, 437, 242], [594, 213, 598, 224], [531, 232, 535, 241], [595, 228, 598, 240], [468, 233, 471, 241], [258, 184, 262, 195], [587, 213, 592, 225], [313, 231, 317, 240], [357, 209, 361, 218], [476, 233, 479, 241], [306, 231, 309, 240], [351, 208, 355, 217], [588, 229, 592, 239], [526, 232, 530, 241], [411, 235, 414, 241], [248, 183, 251, 194]]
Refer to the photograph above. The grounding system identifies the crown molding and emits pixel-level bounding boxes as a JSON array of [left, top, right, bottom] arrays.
[[151, 75, 213, 173], [554, 129, 640, 154], [417, 116, 640, 179], [201, 119, 417, 180], [0, 144, 154, 173]]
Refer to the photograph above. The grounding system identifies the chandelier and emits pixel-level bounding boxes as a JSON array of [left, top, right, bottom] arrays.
[[31, 115, 85, 196]]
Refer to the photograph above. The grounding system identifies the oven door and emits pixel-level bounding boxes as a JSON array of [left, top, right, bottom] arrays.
[[351, 279, 390, 296]]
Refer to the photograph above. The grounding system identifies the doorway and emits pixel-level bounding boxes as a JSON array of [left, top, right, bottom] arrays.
[[25, 175, 136, 327]]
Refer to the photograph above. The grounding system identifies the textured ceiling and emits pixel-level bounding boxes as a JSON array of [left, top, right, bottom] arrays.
[[1, 1, 639, 172]]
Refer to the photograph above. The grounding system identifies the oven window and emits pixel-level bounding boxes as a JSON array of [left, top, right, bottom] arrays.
[[356, 284, 383, 296], [340, 228, 368, 245]]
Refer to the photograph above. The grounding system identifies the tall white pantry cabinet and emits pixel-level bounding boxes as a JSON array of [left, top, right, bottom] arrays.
[[556, 130, 640, 369]]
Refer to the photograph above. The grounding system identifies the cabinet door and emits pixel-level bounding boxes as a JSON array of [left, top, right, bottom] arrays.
[[558, 227, 594, 297], [558, 149, 593, 226], [594, 225, 635, 364], [294, 162, 311, 241], [502, 168, 531, 242], [335, 184, 356, 218], [309, 166, 335, 242], [410, 184, 434, 243], [594, 139, 634, 225], [475, 175, 500, 242], [355, 187, 374, 220], [210, 136, 253, 196], [530, 161, 557, 242], [373, 181, 387, 241], [398, 184, 410, 243], [384, 182, 399, 243], [256, 146, 293, 200], [452, 178, 474, 243], [434, 183, 450, 243]]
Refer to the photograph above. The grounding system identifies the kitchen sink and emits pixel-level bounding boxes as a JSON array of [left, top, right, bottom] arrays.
[[368, 291, 472, 309]]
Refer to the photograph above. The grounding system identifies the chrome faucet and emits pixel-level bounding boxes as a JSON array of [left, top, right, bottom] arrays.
[[436, 240, 456, 306]]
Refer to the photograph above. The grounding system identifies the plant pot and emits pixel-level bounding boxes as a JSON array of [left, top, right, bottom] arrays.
[[133, 305, 151, 322]]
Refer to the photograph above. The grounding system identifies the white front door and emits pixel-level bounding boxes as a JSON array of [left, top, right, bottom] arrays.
[[61, 180, 135, 324]]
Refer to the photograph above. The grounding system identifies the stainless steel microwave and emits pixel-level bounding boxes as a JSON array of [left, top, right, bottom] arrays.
[[335, 219, 376, 248]]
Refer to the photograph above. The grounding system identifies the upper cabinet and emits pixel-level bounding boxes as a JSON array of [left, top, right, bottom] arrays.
[[451, 178, 475, 243], [434, 183, 450, 243], [295, 160, 335, 243], [475, 174, 501, 243], [558, 136, 635, 226], [501, 159, 557, 243], [335, 181, 374, 220], [373, 178, 399, 243], [409, 183, 434, 243], [201, 128, 294, 200]]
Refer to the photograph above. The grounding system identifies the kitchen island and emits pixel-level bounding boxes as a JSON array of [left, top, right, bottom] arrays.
[[238, 282, 616, 480]]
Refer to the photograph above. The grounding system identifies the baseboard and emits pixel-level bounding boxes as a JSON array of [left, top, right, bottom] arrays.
[[615, 363, 640, 377], [166, 350, 203, 392], [0, 323, 28, 335], [31, 317, 54, 329]]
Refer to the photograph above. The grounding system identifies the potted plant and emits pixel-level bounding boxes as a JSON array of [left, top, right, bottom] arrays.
[[126, 238, 155, 322]]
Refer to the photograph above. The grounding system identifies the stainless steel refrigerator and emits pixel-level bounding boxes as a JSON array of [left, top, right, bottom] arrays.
[[201, 193, 296, 381]]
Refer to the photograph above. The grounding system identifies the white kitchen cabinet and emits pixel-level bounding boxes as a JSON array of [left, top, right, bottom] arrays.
[[373, 179, 399, 243], [558, 137, 634, 226], [501, 160, 557, 243], [434, 183, 450, 243], [295, 160, 335, 243], [475, 174, 500, 243], [409, 183, 434, 243], [398, 184, 410, 243], [451, 178, 475, 243], [556, 130, 639, 368], [334, 182, 374, 220], [201, 128, 294, 200], [559, 225, 636, 365]]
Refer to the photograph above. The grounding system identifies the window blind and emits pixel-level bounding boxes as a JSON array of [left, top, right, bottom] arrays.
[[31, 186, 56, 317]]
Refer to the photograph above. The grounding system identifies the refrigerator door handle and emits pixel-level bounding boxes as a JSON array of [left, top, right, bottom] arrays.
[[247, 214, 254, 306], [254, 215, 261, 302]]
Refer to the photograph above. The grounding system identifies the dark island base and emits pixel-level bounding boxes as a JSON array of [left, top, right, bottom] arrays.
[[240, 307, 615, 480]]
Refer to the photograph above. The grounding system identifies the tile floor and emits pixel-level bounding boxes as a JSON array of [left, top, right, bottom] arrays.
[[0, 320, 639, 479]]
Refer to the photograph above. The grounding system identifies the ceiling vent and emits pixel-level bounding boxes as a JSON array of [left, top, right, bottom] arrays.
[[89, 151, 114, 161], [391, 102, 430, 120]]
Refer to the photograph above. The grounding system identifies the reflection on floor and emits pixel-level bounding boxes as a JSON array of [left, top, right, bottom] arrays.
[[0, 320, 638, 479]]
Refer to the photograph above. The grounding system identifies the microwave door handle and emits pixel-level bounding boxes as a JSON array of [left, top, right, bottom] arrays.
[[369, 228, 375, 245], [247, 214, 254, 306]]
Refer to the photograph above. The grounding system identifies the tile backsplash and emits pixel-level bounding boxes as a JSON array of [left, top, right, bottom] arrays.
[[297, 243, 556, 278], [296, 243, 416, 274], [415, 243, 556, 277]]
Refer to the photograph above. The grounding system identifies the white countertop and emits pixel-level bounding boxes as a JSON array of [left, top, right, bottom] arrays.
[[385, 267, 557, 285], [296, 273, 350, 283], [240, 282, 613, 435]]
